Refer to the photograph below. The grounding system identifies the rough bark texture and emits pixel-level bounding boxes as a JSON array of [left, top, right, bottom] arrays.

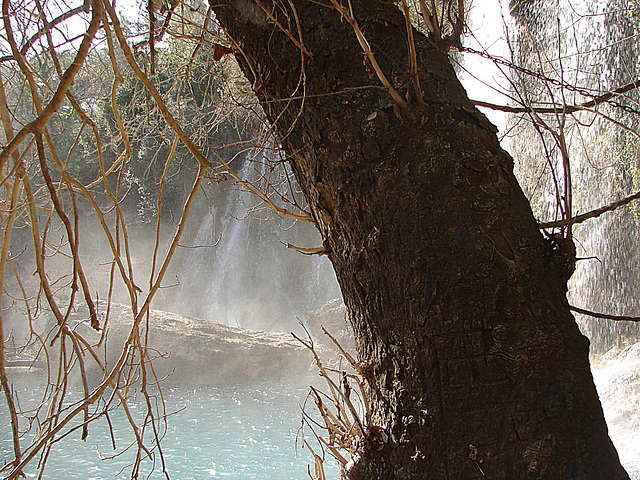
[[212, 0, 629, 478]]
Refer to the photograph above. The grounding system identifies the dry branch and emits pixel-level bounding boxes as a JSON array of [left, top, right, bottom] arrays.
[[0, 0, 102, 173], [327, 0, 409, 109], [570, 305, 640, 323], [473, 78, 640, 115], [283, 242, 327, 255], [539, 189, 640, 229], [295, 327, 369, 479], [400, 0, 424, 106]]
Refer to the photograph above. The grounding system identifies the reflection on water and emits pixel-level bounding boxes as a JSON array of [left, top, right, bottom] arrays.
[[0, 377, 337, 479]]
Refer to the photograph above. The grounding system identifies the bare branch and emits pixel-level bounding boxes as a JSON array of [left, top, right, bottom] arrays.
[[327, 0, 409, 110], [0, 0, 103, 172], [400, 0, 424, 106], [473, 78, 640, 115], [282, 242, 327, 255], [0, 6, 86, 64], [570, 305, 640, 323], [539, 189, 640, 229]]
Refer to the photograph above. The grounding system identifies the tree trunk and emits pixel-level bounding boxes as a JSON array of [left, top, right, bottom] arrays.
[[213, 0, 629, 478]]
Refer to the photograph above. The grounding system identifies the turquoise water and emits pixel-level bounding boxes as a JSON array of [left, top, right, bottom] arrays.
[[1, 378, 337, 479], [3, 366, 640, 479]]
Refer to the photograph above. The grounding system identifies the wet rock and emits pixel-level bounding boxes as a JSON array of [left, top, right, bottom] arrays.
[[592, 343, 640, 478], [72, 303, 313, 386], [305, 298, 354, 353]]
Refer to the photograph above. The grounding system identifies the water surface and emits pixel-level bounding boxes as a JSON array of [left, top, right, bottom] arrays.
[[1, 378, 335, 479]]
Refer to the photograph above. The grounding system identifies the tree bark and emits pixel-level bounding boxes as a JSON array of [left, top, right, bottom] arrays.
[[213, 0, 629, 478]]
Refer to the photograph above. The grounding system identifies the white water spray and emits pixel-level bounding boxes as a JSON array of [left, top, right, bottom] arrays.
[[463, 1, 640, 476]]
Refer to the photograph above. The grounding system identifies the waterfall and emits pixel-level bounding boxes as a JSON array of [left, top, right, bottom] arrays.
[[462, 1, 640, 476], [498, 0, 640, 352], [463, 0, 640, 350], [158, 148, 341, 332]]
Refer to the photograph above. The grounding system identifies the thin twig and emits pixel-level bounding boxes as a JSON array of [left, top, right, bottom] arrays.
[[400, 0, 424, 106], [0, 0, 102, 172], [328, 0, 409, 109], [473, 78, 640, 114], [282, 242, 326, 255], [570, 305, 640, 322], [254, 0, 313, 58], [539, 189, 640, 229]]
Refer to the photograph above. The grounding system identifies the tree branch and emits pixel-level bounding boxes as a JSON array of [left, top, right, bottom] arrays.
[[570, 305, 640, 322], [0, 0, 102, 173], [328, 0, 409, 109], [0, 6, 86, 64], [473, 78, 640, 114], [539, 188, 640, 229], [281, 241, 327, 255]]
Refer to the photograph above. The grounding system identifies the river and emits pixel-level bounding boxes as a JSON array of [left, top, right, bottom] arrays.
[[0, 376, 339, 479]]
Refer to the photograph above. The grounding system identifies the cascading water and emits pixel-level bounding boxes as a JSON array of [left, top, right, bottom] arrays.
[[503, 0, 640, 351], [157, 148, 341, 332], [154, 1, 640, 473], [463, 0, 640, 476]]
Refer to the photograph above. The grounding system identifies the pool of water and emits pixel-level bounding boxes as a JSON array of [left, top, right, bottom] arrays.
[[3, 359, 639, 480], [0, 377, 336, 479]]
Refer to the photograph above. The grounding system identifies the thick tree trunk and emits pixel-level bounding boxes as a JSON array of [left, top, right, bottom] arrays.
[[213, 1, 629, 478]]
